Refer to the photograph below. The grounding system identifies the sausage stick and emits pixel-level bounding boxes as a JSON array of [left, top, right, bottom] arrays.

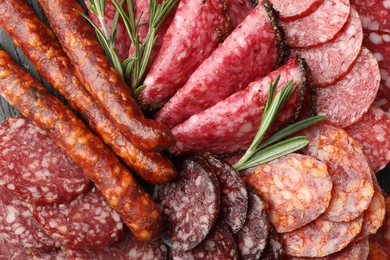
[[0, 49, 162, 241], [37, 0, 175, 152], [0, 0, 176, 184]]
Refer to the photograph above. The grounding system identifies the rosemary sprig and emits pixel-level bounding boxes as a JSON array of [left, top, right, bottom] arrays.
[[233, 76, 324, 171]]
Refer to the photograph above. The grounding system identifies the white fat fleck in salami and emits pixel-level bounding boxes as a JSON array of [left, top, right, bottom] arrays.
[[169, 57, 305, 154], [281, 215, 363, 258], [282, 0, 350, 48], [224, 0, 255, 28], [345, 105, 390, 173], [155, 1, 284, 128], [301, 122, 374, 222], [154, 159, 220, 251], [0, 117, 90, 205], [270, 0, 323, 22], [171, 224, 238, 260], [234, 189, 269, 260], [64, 229, 168, 260], [0, 186, 58, 251], [291, 8, 363, 87], [30, 187, 124, 249], [202, 154, 248, 233], [350, 0, 390, 32], [243, 153, 332, 233], [316, 47, 380, 128], [139, 0, 229, 110]]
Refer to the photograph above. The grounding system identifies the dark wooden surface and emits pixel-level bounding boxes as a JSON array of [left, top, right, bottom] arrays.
[[0, 0, 389, 194]]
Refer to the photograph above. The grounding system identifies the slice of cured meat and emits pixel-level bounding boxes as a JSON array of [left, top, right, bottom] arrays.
[[300, 122, 374, 222], [153, 159, 220, 251], [350, 0, 390, 32], [155, 1, 285, 128], [0, 186, 58, 251], [243, 153, 332, 233], [64, 229, 168, 259], [31, 187, 124, 249], [353, 174, 385, 242], [363, 31, 390, 116], [291, 8, 363, 87], [0, 117, 89, 205], [368, 240, 390, 260], [260, 227, 284, 260], [345, 105, 390, 173], [281, 215, 363, 258], [225, 0, 255, 28], [139, 0, 229, 110], [282, 0, 350, 48], [316, 47, 380, 128], [170, 57, 306, 154], [270, 0, 323, 22], [234, 189, 269, 260], [368, 194, 390, 253], [200, 153, 248, 233], [85, 0, 130, 61], [171, 224, 238, 260], [0, 236, 33, 259]]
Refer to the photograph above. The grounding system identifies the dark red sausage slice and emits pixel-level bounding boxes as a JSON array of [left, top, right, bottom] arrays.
[[31, 187, 123, 249], [282, 0, 350, 48], [281, 215, 363, 258], [154, 159, 220, 251], [270, 0, 323, 22], [170, 57, 306, 154], [0, 186, 58, 251], [234, 189, 269, 260], [345, 105, 390, 173], [351, 0, 390, 32], [155, 0, 285, 128], [225, 0, 255, 28], [0, 117, 89, 205], [300, 122, 374, 222], [139, 0, 229, 110], [243, 153, 332, 233], [316, 47, 380, 128], [171, 224, 238, 260], [260, 227, 284, 260], [291, 8, 363, 87]]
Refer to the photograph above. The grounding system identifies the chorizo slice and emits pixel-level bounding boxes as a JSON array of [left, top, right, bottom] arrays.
[[169, 57, 306, 154], [0, 0, 177, 185], [155, 0, 286, 128], [154, 159, 220, 251], [139, 0, 229, 110], [0, 49, 162, 241], [0, 117, 89, 205], [300, 121, 374, 222], [281, 215, 363, 258], [37, 0, 174, 152], [270, 0, 323, 22], [316, 47, 380, 128], [368, 193, 390, 254], [291, 8, 363, 87], [243, 153, 332, 233], [282, 0, 350, 48]]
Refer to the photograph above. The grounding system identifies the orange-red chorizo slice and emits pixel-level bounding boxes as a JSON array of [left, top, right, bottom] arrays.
[[243, 153, 332, 233]]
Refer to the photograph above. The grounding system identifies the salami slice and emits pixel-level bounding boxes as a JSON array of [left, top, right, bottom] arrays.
[[171, 224, 238, 260], [368, 240, 390, 260], [31, 187, 124, 249], [291, 8, 363, 87], [0, 117, 89, 205], [234, 189, 269, 260], [200, 154, 248, 233], [154, 159, 220, 251], [0, 186, 58, 251], [243, 153, 332, 233], [225, 0, 255, 28], [316, 47, 380, 128], [260, 227, 284, 260], [86, 0, 130, 61], [170, 57, 306, 154], [281, 215, 363, 258], [350, 0, 390, 32], [300, 121, 374, 222], [0, 236, 34, 259], [270, 0, 323, 22], [282, 0, 350, 48], [155, 0, 285, 128], [345, 105, 390, 173], [139, 0, 229, 110]]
